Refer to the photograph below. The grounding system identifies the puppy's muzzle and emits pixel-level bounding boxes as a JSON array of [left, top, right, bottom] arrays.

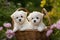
[[34, 20, 36, 23], [19, 19, 21, 22]]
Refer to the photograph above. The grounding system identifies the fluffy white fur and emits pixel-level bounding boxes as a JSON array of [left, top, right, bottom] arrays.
[[28, 11, 47, 32], [11, 10, 32, 32]]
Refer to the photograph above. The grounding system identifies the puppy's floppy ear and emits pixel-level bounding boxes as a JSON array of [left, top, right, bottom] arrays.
[[11, 14, 13, 18], [24, 12, 27, 16], [27, 15, 31, 22], [41, 13, 44, 16], [40, 13, 44, 18], [10, 13, 15, 19], [10, 11, 17, 18]]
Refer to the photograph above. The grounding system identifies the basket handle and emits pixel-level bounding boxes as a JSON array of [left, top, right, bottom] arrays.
[[41, 8, 51, 25], [16, 7, 29, 14]]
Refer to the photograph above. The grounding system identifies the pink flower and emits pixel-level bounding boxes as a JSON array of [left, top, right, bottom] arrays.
[[6, 30, 15, 39], [0, 27, 3, 31], [46, 29, 53, 37], [50, 23, 56, 29], [56, 20, 60, 29], [3, 23, 11, 28]]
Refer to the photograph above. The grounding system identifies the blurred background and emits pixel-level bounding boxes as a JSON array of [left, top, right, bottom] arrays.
[[0, 0, 60, 40]]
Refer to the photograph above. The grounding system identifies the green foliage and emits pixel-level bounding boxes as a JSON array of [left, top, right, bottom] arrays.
[[50, 29, 60, 40], [0, 2, 17, 26]]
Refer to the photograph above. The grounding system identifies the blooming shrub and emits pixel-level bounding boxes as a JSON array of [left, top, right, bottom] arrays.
[[0, 22, 15, 40], [46, 20, 60, 37], [46, 29, 53, 37], [50, 23, 56, 29], [3, 23, 11, 28], [40, 0, 46, 7], [6, 30, 15, 39], [44, 8, 59, 26]]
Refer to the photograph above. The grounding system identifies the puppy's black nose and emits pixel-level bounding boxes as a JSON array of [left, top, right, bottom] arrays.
[[34, 20, 36, 23], [19, 19, 21, 21]]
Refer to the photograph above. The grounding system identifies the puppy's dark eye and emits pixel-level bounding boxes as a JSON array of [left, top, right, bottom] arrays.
[[21, 16, 23, 18], [36, 17, 39, 19], [16, 17, 18, 19], [32, 18, 33, 19]]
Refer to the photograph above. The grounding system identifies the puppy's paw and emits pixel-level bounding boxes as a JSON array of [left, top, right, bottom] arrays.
[[37, 27, 44, 32]]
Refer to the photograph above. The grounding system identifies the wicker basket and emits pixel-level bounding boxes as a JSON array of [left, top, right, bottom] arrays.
[[15, 30, 49, 40], [12, 8, 51, 40]]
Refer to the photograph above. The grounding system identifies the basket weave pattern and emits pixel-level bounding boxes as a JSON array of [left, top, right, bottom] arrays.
[[15, 31, 49, 40]]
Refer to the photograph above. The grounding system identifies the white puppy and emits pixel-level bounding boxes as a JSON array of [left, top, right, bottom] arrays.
[[11, 10, 31, 32], [28, 11, 47, 32]]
